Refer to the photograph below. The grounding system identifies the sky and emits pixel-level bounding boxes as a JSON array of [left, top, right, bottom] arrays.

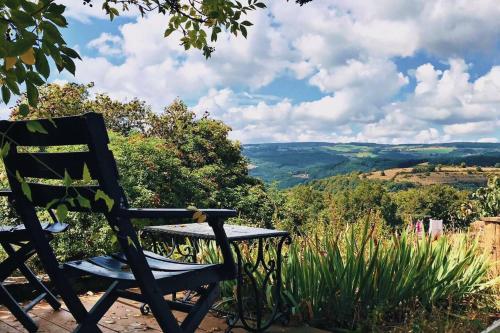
[[16, 0, 500, 143]]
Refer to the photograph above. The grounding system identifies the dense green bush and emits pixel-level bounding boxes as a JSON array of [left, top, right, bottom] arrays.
[[392, 184, 470, 227], [3, 83, 275, 261], [471, 176, 500, 217]]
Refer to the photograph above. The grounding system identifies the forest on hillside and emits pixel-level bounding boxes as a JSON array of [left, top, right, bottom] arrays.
[[244, 142, 500, 187]]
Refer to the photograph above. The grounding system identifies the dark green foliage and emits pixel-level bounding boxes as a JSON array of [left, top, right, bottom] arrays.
[[1, 0, 288, 119], [392, 184, 470, 227], [412, 164, 436, 173], [471, 176, 500, 217], [6, 83, 273, 260]]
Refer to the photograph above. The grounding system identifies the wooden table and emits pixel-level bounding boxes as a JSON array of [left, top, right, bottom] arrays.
[[141, 223, 291, 332]]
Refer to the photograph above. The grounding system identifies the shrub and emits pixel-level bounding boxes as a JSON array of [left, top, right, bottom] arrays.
[[412, 164, 435, 173], [471, 176, 500, 217], [281, 224, 493, 330], [476, 166, 483, 172], [202, 223, 495, 331], [392, 184, 470, 227]]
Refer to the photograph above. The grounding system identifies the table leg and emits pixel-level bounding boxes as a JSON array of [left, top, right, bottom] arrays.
[[226, 235, 291, 332]]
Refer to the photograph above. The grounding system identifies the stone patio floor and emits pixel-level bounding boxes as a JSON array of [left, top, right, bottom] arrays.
[[0, 292, 327, 333]]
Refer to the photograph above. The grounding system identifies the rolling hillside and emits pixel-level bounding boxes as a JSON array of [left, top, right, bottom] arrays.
[[242, 142, 500, 188]]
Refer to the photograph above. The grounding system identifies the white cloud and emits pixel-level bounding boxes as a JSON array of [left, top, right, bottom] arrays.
[[60, 0, 137, 22], [61, 0, 500, 143], [88, 33, 123, 56], [477, 137, 499, 143]]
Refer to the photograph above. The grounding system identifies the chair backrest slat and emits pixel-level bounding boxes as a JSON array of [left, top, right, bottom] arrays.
[[0, 113, 124, 213], [26, 183, 107, 212], [13, 152, 98, 180], [0, 116, 96, 146]]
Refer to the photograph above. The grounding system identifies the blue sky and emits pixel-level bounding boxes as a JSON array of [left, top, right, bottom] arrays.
[[47, 0, 500, 143]]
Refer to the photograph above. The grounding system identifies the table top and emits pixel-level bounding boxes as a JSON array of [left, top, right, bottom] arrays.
[[143, 223, 289, 241]]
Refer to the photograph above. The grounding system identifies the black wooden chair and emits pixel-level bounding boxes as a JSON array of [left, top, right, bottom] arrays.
[[0, 190, 68, 332], [0, 113, 237, 333]]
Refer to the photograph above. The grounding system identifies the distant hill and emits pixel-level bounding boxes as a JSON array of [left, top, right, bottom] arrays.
[[364, 164, 500, 190], [242, 142, 500, 188]]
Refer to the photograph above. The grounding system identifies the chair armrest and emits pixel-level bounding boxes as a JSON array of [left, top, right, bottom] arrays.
[[0, 189, 12, 197], [120, 208, 238, 219]]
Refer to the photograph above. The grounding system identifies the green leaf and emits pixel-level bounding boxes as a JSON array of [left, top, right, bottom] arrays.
[[27, 71, 45, 86], [60, 46, 81, 59], [1, 142, 10, 158], [56, 204, 68, 222], [63, 170, 72, 187], [44, 12, 68, 27], [16, 171, 32, 201], [61, 55, 75, 75], [1, 86, 11, 104], [35, 49, 50, 78], [255, 2, 266, 8], [5, 80, 20, 95], [19, 104, 29, 117], [21, 182, 32, 201], [164, 27, 175, 37], [127, 236, 137, 248], [26, 82, 39, 106], [82, 163, 92, 183], [241, 25, 247, 38], [45, 198, 59, 209], [47, 3, 66, 15], [26, 120, 48, 134], [241, 20, 253, 26], [40, 21, 64, 44], [77, 194, 91, 209], [14, 63, 27, 83], [95, 189, 115, 212], [10, 9, 35, 28]]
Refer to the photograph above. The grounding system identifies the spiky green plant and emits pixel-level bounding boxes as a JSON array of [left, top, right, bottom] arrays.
[[196, 222, 496, 330]]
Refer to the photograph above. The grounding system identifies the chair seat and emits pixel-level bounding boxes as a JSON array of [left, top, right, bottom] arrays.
[[63, 251, 230, 292], [0, 223, 69, 242]]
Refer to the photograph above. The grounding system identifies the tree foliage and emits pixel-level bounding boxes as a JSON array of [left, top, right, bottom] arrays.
[[471, 176, 500, 217], [0, 0, 80, 113], [1, 0, 311, 116]]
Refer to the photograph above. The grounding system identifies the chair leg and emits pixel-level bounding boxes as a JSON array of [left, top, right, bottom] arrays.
[[19, 263, 61, 311], [0, 242, 36, 282], [2, 242, 61, 311], [0, 284, 38, 333], [180, 283, 220, 333], [140, 285, 183, 333], [74, 281, 120, 333]]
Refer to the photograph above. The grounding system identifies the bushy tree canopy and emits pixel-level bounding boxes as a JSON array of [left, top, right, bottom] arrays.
[[1, 0, 311, 118]]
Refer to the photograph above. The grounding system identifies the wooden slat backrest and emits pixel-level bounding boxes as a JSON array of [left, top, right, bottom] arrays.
[[0, 113, 125, 213], [0, 115, 91, 146]]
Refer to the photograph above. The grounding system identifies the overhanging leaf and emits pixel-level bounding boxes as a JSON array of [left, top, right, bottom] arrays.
[[56, 204, 68, 222], [82, 163, 92, 183], [5, 57, 17, 70], [19, 104, 29, 117], [0, 142, 10, 158], [77, 194, 91, 209], [26, 120, 48, 134], [20, 48, 35, 65], [95, 189, 115, 212]]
